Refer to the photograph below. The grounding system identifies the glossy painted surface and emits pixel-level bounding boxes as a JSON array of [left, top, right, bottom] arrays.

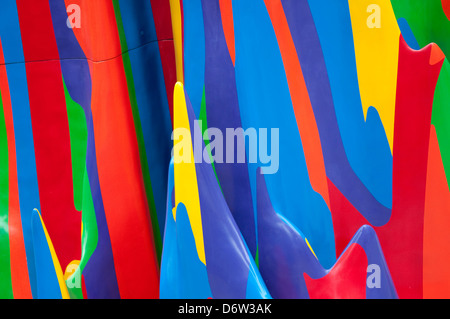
[[0, 0, 449, 299]]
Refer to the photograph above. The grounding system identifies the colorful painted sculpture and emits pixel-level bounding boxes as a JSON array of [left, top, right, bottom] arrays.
[[0, 0, 449, 299]]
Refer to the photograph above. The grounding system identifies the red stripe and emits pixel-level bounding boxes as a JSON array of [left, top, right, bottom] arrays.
[[16, 1, 81, 271], [304, 243, 368, 299], [158, 40, 176, 125], [328, 37, 444, 299], [379, 37, 444, 298], [151, 0, 177, 124], [150, 0, 174, 41], [16, 1, 59, 62], [328, 178, 367, 258], [442, 0, 450, 21]]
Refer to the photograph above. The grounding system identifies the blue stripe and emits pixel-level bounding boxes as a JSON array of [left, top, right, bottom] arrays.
[[0, 1, 40, 297]]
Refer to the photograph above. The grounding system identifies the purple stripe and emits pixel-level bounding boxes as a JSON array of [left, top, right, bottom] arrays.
[[49, 0, 120, 299], [201, 0, 257, 257], [185, 88, 251, 298]]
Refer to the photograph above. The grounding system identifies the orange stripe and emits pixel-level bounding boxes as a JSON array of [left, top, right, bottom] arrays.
[[64, 0, 122, 61], [0, 39, 32, 299], [219, 0, 235, 66], [423, 125, 450, 298], [84, 3, 159, 297], [264, 0, 330, 208], [89, 57, 160, 298]]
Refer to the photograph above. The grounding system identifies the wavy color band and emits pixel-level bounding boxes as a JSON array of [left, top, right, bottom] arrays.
[[0, 0, 449, 299]]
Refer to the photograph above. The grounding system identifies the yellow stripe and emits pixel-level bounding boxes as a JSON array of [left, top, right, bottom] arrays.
[[173, 82, 206, 265], [348, 0, 400, 153], [36, 210, 70, 299], [305, 237, 318, 260], [170, 0, 184, 83]]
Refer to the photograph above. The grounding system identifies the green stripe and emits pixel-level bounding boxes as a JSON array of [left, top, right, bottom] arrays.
[[63, 78, 88, 212], [62, 76, 91, 298], [0, 88, 13, 298], [113, 0, 162, 263], [390, 1, 450, 190], [199, 87, 222, 192], [67, 168, 98, 299], [79, 169, 98, 272], [391, 0, 450, 59]]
